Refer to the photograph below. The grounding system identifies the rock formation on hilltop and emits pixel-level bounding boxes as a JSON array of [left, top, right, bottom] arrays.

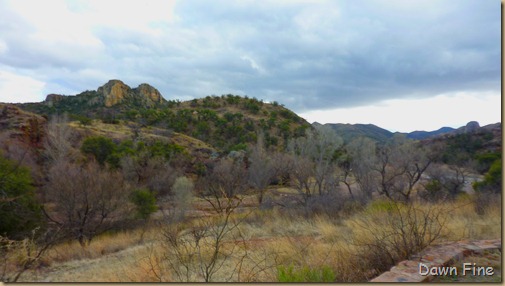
[[97, 80, 131, 107], [97, 80, 165, 107]]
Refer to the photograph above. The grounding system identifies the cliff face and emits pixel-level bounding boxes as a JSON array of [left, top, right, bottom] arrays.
[[94, 80, 165, 107], [135, 83, 163, 105], [97, 80, 131, 107]]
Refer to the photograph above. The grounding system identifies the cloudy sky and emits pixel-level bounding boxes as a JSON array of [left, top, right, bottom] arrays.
[[0, 0, 500, 132]]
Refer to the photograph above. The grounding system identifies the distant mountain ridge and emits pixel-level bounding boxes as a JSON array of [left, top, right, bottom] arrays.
[[405, 126, 455, 140], [318, 121, 499, 144]]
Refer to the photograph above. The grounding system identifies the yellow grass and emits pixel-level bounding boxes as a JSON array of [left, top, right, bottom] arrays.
[[15, 195, 501, 282]]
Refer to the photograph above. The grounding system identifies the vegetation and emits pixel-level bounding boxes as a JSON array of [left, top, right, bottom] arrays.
[[277, 264, 336, 282], [0, 91, 500, 282], [0, 154, 42, 239]]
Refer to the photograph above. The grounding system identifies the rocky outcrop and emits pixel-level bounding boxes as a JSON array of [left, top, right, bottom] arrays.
[[453, 121, 481, 134], [97, 80, 165, 107], [97, 80, 131, 107], [463, 121, 480, 133], [135, 83, 163, 105]]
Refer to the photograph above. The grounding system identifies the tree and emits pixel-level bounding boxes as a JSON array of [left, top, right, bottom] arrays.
[[345, 137, 377, 201], [473, 158, 501, 194], [80, 136, 117, 166], [44, 114, 76, 163], [196, 158, 247, 212], [120, 152, 177, 198], [372, 136, 433, 202], [130, 188, 157, 243], [131, 188, 158, 220], [247, 134, 274, 204], [287, 127, 342, 205], [43, 161, 130, 247], [171, 176, 194, 221], [0, 154, 41, 239]]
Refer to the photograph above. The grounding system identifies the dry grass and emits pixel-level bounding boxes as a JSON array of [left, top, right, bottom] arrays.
[[14, 194, 501, 282]]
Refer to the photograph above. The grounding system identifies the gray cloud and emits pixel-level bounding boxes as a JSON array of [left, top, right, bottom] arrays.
[[0, 0, 499, 114]]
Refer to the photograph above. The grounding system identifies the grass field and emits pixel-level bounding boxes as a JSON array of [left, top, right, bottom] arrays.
[[8, 188, 499, 283]]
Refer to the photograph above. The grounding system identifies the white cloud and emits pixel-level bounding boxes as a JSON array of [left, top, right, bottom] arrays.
[[0, 0, 499, 132], [0, 40, 7, 54], [0, 71, 46, 103], [299, 91, 501, 132]]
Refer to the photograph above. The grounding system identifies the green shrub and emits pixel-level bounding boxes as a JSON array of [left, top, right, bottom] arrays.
[[277, 264, 336, 282], [130, 188, 157, 220], [81, 136, 117, 165], [0, 154, 42, 239]]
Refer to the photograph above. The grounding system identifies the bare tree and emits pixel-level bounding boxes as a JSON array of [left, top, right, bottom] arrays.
[[43, 114, 77, 163], [171, 176, 194, 221], [196, 158, 247, 213], [421, 162, 473, 201], [247, 134, 274, 204], [287, 127, 343, 205], [43, 161, 130, 247], [372, 136, 433, 202], [270, 151, 294, 186], [346, 137, 378, 202], [120, 152, 177, 198]]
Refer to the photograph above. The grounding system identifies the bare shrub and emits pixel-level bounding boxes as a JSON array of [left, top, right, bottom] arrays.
[[171, 177, 194, 221], [348, 200, 448, 275], [154, 192, 248, 282], [43, 160, 131, 247], [1, 227, 62, 282], [195, 158, 247, 212], [120, 153, 177, 198]]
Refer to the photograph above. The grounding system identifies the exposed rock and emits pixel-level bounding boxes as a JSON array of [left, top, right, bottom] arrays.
[[96, 80, 165, 107], [97, 80, 131, 107], [464, 121, 480, 133], [135, 83, 163, 105]]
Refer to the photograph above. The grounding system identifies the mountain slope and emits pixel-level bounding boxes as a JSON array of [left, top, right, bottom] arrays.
[[321, 123, 394, 144], [15, 80, 311, 152], [405, 127, 455, 140]]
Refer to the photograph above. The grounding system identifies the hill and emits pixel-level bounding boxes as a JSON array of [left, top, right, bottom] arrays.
[[319, 123, 394, 144], [16, 80, 311, 152], [405, 126, 455, 140]]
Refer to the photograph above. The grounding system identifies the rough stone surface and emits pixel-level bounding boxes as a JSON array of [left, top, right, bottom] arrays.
[[135, 83, 163, 105], [96, 80, 165, 107], [97, 79, 131, 107], [369, 239, 501, 283]]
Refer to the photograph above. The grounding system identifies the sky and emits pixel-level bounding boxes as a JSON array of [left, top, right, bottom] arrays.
[[0, 0, 501, 132]]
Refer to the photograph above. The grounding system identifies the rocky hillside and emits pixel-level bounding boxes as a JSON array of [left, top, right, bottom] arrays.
[[16, 80, 311, 152], [22, 80, 165, 114]]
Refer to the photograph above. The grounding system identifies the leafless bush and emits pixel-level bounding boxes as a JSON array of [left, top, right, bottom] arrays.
[[195, 158, 247, 212], [43, 160, 131, 247], [120, 153, 177, 198], [349, 200, 447, 275], [153, 190, 249, 282], [171, 177, 194, 221], [0, 227, 62, 282]]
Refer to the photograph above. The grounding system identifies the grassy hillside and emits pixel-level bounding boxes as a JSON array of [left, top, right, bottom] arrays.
[[18, 91, 311, 152]]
